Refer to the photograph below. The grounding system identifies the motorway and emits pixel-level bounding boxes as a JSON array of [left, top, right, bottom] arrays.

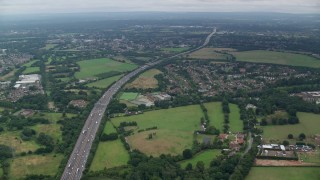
[[61, 28, 216, 180]]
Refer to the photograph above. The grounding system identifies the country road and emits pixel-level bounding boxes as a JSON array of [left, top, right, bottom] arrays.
[[60, 28, 217, 180]]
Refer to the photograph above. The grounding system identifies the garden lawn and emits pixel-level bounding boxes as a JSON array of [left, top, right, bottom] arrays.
[[204, 102, 224, 131], [263, 112, 320, 140], [75, 58, 137, 79], [180, 149, 221, 169], [246, 167, 320, 180], [86, 75, 123, 88], [229, 104, 243, 132], [9, 154, 63, 179], [232, 50, 320, 68], [111, 105, 204, 156]]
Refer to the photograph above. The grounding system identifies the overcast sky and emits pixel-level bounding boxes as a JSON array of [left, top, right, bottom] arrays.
[[0, 0, 319, 15]]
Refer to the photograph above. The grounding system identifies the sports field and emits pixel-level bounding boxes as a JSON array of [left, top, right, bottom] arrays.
[[9, 154, 63, 179], [41, 43, 58, 50], [86, 75, 123, 88], [119, 92, 139, 101], [231, 50, 320, 68], [246, 167, 320, 180], [263, 112, 320, 140], [204, 102, 224, 131], [22, 67, 40, 74], [126, 69, 162, 89], [111, 105, 204, 156], [229, 104, 243, 132], [90, 122, 129, 171], [75, 58, 137, 79], [180, 149, 221, 169], [189, 48, 229, 60]]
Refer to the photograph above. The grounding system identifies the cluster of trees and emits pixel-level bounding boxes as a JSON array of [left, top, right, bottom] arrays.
[[20, 128, 36, 141], [35, 133, 55, 154], [17, 94, 48, 110], [222, 99, 230, 133], [7, 116, 49, 130], [100, 132, 118, 141]]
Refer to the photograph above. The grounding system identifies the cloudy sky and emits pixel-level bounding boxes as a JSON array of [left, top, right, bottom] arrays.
[[0, 0, 319, 15]]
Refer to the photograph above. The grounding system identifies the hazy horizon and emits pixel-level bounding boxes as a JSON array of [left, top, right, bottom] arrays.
[[1, 0, 319, 15]]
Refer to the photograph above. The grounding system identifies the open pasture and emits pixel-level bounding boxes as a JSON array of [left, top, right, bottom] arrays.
[[231, 50, 320, 68], [246, 167, 320, 180], [75, 58, 137, 79], [111, 105, 204, 156]]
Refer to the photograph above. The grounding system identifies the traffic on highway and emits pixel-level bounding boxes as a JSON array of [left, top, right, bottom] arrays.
[[61, 28, 216, 180]]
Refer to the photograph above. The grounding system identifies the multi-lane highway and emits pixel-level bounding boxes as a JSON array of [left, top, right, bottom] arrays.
[[61, 28, 216, 180]]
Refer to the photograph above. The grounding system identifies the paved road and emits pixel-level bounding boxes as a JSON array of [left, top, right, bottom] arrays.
[[60, 28, 217, 180]]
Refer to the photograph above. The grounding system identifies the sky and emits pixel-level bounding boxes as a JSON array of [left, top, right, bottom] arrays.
[[0, 0, 319, 15]]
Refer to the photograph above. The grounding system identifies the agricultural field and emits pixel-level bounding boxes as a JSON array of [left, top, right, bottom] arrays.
[[229, 104, 243, 133], [204, 102, 224, 131], [162, 47, 189, 53], [246, 167, 320, 180], [111, 105, 204, 156], [9, 154, 63, 179], [126, 69, 162, 89], [180, 149, 221, 169], [231, 50, 320, 68], [22, 67, 40, 74], [189, 48, 230, 60], [75, 58, 137, 79], [119, 92, 139, 101], [86, 75, 123, 88], [90, 122, 129, 171], [262, 112, 320, 141]]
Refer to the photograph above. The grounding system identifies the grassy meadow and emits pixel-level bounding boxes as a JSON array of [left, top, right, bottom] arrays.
[[204, 102, 224, 131], [246, 167, 320, 180], [90, 122, 129, 171], [9, 154, 63, 179], [126, 68, 162, 89], [111, 105, 204, 156], [232, 50, 320, 68], [262, 112, 320, 141], [229, 104, 243, 132], [180, 149, 221, 169], [86, 75, 123, 88], [75, 58, 137, 79], [189, 48, 229, 60]]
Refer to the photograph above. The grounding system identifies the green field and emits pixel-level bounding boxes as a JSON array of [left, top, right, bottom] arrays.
[[112, 105, 204, 156], [180, 149, 221, 169], [162, 47, 189, 52], [23, 67, 40, 74], [204, 102, 224, 131], [75, 58, 137, 79], [9, 154, 63, 179], [189, 48, 229, 60], [246, 167, 320, 180], [90, 123, 129, 171], [86, 75, 123, 88], [232, 50, 320, 68], [126, 69, 162, 89], [119, 92, 139, 101], [229, 104, 243, 132], [263, 112, 320, 140], [22, 60, 38, 68], [0, 131, 40, 154]]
